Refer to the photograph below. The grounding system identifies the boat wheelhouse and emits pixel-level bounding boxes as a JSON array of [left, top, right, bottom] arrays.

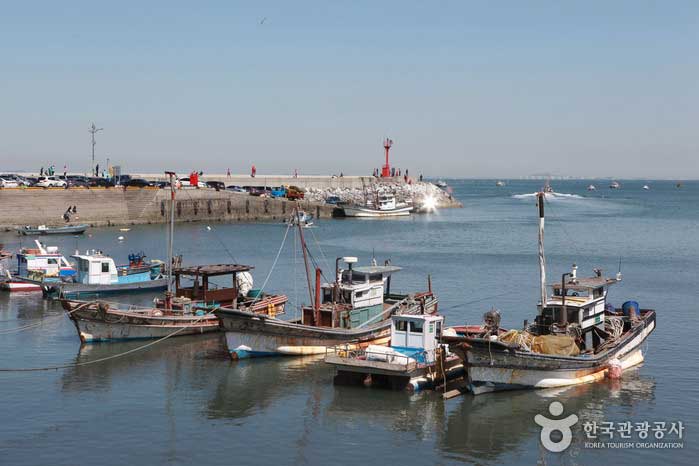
[[17, 240, 75, 281], [342, 194, 413, 217]]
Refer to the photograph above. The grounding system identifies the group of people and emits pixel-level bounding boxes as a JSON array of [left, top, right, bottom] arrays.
[[39, 165, 56, 177], [63, 205, 78, 222], [371, 167, 421, 183]]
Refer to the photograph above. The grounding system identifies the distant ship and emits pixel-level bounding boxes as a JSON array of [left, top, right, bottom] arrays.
[[610, 181, 621, 189], [642, 185, 650, 190], [495, 180, 505, 187], [587, 184, 596, 191], [435, 180, 448, 189]]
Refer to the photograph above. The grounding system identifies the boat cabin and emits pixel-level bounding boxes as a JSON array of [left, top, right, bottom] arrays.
[[172, 264, 255, 306], [390, 314, 443, 364], [377, 194, 397, 211], [302, 257, 402, 328], [18, 241, 75, 280], [536, 265, 620, 350]]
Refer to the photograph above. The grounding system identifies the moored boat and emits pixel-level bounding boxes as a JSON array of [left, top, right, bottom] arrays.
[[18, 224, 89, 236], [443, 192, 655, 394], [216, 254, 438, 358], [43, 251, 167, 297], [325, 313, 463, 391], [343, 194, 413, 217], [610, 180, 621, 189]]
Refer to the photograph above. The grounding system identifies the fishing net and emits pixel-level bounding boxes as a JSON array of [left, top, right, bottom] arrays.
[[499, 330, 580, 356]]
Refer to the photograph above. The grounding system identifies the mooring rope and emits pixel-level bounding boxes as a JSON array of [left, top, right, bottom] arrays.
[[250, 221, 293, 304], [0, 302, 92, 335], [0, 306, 218, 372]]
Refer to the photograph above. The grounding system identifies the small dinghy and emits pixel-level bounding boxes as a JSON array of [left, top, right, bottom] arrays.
[[19, 224, 89, 236]]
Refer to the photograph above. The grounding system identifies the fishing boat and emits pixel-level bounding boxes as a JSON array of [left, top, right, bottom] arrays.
[[587, 184, 596, 191], [216, 217, 438, 358], [610, 180, 621, 189], [342, 193, 413, 217], [61, 172, 288, 343], [62, 263, 287, 342], [43, 251, 167, 297], [643, 184, 650, 190], [18, 224, 89, 236], [435, 180, 448, 188], [443, 192, 655, 394], [495, 180, 505, 187], [325, 313, 463, 391], [0, 240, 77, 292], [284, 210, 314, 228]]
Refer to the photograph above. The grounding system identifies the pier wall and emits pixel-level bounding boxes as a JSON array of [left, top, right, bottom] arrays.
[[0, 188, 337, 230]]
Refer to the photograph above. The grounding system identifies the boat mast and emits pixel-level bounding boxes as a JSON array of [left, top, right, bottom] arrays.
[[537, 191, 547, 313], [296, 206, 316, 309], [165, 171, 176, 308]]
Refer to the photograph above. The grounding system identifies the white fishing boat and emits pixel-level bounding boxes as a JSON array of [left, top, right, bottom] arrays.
[[643, 184, 650, 190], [443, 192, 655, 394], [435, 180, 448, 188], [495, 180, 505, 187], [610, 180, 621, 189], [343, 194, 413, 217], [587, 184, 596, 191]]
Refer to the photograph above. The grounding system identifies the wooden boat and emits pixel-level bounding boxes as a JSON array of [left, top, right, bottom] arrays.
[[325, 313, 463, 391], [216, 220, 438, 358], [343, 194, 413, 217], [43, 251, 167, 297], [443, 192, 655, 394], [18, 224, 89, 236], [62, 172, 288, 343]]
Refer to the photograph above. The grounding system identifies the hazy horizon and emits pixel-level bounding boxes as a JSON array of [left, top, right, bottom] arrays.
[[2, 1, 698, 178]]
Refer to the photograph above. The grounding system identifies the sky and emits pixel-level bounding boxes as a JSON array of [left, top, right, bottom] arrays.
[[1, 1, 698, 178]]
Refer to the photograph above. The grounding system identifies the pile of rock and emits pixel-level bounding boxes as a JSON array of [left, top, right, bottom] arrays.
[[304, 181, 459, 208]]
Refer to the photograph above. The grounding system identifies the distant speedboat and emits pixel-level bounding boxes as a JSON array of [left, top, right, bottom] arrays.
[[587, 184, 596, 191], [610, 181, 621, 189], [495, 180, 505, 187], [435, 180, 448, 189], [642, 185, 650, 190]]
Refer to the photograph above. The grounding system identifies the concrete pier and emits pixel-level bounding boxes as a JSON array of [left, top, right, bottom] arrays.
[[0, 187, 337, 230]]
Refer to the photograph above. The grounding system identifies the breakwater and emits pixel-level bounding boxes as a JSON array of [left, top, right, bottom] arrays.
[[0, 187, 337, 230]]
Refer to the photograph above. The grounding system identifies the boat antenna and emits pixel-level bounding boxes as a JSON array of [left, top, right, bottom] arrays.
[[537, 191, 547, 313], [88, 122, 103, 175], [617, 256, 623, 281], [165, 171, 176, 309]]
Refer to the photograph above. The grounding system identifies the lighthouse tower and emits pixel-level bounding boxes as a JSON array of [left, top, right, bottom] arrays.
[[381, 138, 393, 178]]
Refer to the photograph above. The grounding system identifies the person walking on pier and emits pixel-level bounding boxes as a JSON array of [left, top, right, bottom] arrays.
[[40, 167, 44, 177], [251, 165, 256, 178], [227, 168, 231, 178]]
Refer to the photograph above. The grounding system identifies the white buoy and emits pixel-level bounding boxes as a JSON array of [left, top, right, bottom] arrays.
[[206, 226, 212, 231], [117, 236, 125, 241]]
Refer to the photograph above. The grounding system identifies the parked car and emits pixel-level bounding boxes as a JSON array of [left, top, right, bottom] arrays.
[[1, 174, 30, 186], [35, 176, 67, 188], [114, 174, 132, 185], [89, 177, 116, 187], [178, 177, 206, 188], [205, 181, 225, 190], [325, 195, 342, 205], [0, 177, 19, 188], [59, 175, 90, 188], [226, 185, 246, 193], [270, 186, 287, 198], [123, 178, 152, 188], [152, 181, 170, 188], [286, 185, 305, 200], [247, 186, 271, 197]]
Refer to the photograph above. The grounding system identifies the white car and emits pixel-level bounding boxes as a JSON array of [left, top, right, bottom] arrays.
[[35, 176, 67, 188], [0, 177, 19, 188], [178, 177, 207, 188]]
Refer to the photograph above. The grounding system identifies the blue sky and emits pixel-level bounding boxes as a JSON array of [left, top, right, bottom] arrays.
[[1, 1, 698, 177]]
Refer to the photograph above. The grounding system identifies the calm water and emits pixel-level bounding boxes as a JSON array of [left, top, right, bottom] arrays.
[[1, 180, 696, 465]]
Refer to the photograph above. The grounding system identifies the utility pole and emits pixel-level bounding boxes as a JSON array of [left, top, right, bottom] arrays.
[[89, 123, 103, 175]]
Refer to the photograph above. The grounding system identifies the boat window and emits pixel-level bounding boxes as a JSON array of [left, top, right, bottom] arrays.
[[410, 320, 424, 333], [322, 288, 333, 303], [435, 321, 442, 338], [102, 262, 110, 273], [79, 260, 89, 272], [395, 320, 408, 332], [593, 287, 603, 298], [369, 273, 383, 283], [47, 258, 57, 265]]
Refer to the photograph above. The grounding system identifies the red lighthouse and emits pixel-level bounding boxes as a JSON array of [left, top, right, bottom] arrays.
[[381, 138, 393, 177]]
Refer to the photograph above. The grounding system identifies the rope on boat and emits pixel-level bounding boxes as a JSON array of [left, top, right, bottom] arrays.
[[0, 302, 93, 335], [0, 307, 219, 372], [250, 221, 293, 305]]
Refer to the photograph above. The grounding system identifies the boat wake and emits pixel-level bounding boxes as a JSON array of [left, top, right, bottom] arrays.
[[512, 192, 584, 200]]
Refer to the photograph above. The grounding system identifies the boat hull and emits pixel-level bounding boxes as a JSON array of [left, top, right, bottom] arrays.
[[342, 206, 413, 217], [19, 224, 89, 235], [0, 280, 42, 292], [44, 278, 168, 297], [216, 296, 437, 359], [447, 311, 655, 394], [62, 299, 220, 343]]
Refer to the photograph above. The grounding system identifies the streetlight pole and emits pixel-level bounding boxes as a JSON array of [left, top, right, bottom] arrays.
[[89, 123, 103, 175]]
